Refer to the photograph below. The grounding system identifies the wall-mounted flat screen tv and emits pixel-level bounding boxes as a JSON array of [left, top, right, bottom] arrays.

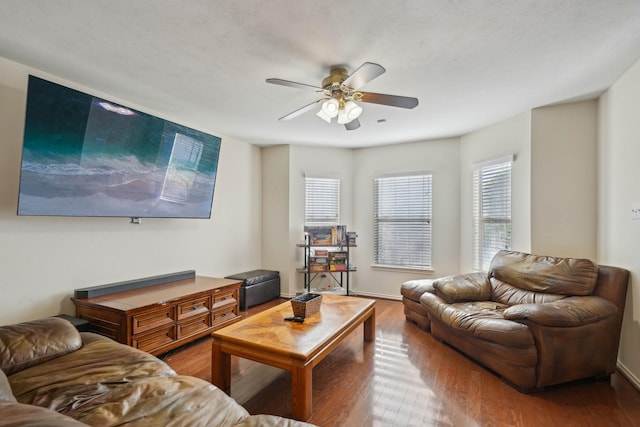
[[17, 76, 221, 219]]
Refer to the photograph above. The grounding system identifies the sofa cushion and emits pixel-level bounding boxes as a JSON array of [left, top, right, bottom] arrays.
[[438, 301, 534, 348], [8, 332, 253, 427], [490, 277, 567, 306], [503, 296, 618, 327], [0, 400, 88, 426], [432, 273, 491, 303], [421, 292, 535, 349], [60, 375, 250, 426], [8, 332, 176, 403], [0, 317, 82, 376], [490, 250, 598, 296]]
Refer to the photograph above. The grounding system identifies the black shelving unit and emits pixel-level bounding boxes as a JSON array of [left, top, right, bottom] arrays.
[[297, 230, 356, 295]]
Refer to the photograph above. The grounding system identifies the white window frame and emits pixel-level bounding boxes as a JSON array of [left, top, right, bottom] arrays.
[[373, 173, 432, 270], [472, 156, 513, 271], [304, 176, 340, 226]]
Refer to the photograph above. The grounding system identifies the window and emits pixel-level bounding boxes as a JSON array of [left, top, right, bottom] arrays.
[[374, 174, 432, 269], [473, 158, 512, 271], [305, 176, 340, 225]]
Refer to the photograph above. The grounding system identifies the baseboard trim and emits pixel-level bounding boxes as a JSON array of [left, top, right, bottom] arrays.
[[617, 361, 640, 391]]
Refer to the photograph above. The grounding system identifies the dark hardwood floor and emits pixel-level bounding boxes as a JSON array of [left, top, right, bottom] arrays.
[[161, 297, 640, 427]]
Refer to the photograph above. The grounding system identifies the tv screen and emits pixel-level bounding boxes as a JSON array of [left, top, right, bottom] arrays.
[[17, 76, 221, 219]]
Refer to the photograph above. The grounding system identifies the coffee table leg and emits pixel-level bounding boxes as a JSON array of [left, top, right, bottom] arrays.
[[364, 308, 375, 342], [211, 338, 231, 393], [290, 365, 312, 420]]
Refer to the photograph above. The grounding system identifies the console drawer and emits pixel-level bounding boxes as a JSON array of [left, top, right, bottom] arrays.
[[132, 306, 175, 334], [177, 312, 211, 339], [212, 306, 238, 326], [132, 326, 175, 353], [212, 291, 237, 310], [177, 296, 210, 320]]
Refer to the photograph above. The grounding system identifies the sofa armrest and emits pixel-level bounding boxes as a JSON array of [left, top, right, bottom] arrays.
[[503, 296, 617, 327], [0, 317, 82, 376], [432, 272, 491, 303]]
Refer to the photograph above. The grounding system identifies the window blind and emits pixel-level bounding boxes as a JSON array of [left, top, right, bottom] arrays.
[[374, 174, 432, 269], [305, 177, 340, 225], [472, 160, 512, 271]]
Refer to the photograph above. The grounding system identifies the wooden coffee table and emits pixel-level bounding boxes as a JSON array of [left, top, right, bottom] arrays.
[[211, 294, 375, 421]]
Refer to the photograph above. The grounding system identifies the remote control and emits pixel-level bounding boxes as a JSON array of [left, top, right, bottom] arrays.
[[284, 316, 305, 323]]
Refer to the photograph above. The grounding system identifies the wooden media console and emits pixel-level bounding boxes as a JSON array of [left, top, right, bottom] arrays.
[[72, 273, 241, 356]]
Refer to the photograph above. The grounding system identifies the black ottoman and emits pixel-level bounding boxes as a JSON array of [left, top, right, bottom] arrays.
[[225, 269, 280, 311]]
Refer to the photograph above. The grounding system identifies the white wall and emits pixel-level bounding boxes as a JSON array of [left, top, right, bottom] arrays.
[[0, 56, 263, 324], [351, 138, 461, 299], [261, 145, 293, 295], [598, 58, 640, 386], [531, 101, 598, 259], [459, 112, 532, 271]]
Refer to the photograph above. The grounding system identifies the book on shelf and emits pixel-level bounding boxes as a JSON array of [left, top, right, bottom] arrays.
[[304, 226, 333, 245], [329, 251, 347, 271], [309, 256, 328, 272], [304, 225, 349, 246], [333, 225, 347, 246]]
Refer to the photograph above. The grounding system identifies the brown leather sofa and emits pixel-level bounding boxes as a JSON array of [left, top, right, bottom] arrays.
[[402, 250, 629, 391], [0, 317, 314, 426]]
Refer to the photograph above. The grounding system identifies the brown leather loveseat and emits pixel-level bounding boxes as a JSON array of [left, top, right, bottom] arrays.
[[402, 250, 629, 391], [0, 316, 314, 426]]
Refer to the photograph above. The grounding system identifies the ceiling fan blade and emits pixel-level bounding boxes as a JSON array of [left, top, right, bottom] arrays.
[[266, 78, 322, 91], [345, 118, 361, 131], [360, 92, 419, 109], [342, 62, 386, 90], [278, 99, 322, 121]]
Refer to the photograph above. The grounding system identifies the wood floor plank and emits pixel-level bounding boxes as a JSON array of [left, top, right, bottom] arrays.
[[162, 297, 640, 427]]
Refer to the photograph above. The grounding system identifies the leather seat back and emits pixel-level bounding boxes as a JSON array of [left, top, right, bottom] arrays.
[[490, 250, 598, 296]]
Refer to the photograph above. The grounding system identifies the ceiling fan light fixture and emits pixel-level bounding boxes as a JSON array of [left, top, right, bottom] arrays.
[[337, 109, 348, 124], [316, 108, 332, 123], [321, 98, 339, 118], [267, 62, 418, 130], [344, 100, 362, 120], [337, 100, 362, 124]]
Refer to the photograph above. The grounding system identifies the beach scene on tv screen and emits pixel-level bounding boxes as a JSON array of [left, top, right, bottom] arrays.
[[17, 76, 221, 218]]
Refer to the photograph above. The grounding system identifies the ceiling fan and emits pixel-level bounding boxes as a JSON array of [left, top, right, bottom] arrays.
[[266, 62, 419, 131]]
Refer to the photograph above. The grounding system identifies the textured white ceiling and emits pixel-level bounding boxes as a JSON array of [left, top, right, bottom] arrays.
[[1, 0, 640, 148]]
